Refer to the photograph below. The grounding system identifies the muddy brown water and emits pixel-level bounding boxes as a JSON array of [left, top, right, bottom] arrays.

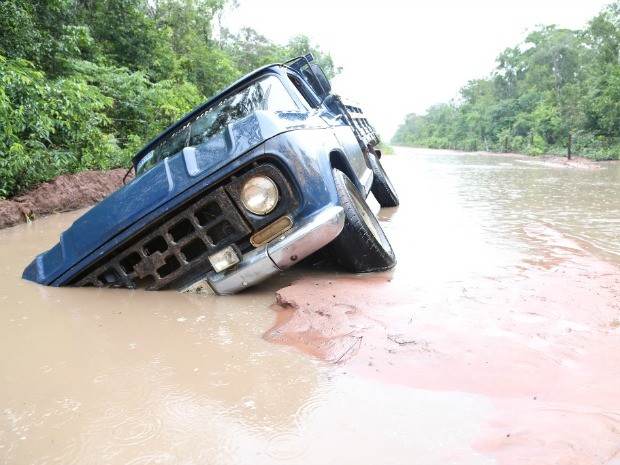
[[1, 147, 619, 464]]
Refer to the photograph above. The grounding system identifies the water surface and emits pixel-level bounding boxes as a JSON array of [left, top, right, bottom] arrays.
[[1, 148, 618, 464]]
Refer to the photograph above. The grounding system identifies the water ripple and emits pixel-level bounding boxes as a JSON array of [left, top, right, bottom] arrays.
[[265, 431, 308, 461], [294, 394, 326, 426], [109, 408, 162, 446], [161, 389, 212, 431]]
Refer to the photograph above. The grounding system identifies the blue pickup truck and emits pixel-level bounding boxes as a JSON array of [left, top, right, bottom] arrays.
[[23, 55, 399, 295]]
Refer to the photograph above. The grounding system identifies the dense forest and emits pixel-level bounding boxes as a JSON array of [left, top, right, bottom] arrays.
[[392, 2, 619, 160], [0, 0, 338, 198]]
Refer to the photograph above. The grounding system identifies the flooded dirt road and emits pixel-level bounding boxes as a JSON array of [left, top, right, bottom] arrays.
[[2, 147, 619, 464]]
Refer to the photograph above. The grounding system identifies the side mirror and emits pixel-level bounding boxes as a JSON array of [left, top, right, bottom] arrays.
[[304, 63, 331, 100]]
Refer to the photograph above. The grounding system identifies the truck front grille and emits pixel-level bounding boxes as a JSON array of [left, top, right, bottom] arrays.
[[73, 186, 252, 290], [70, 162, 297, 291]]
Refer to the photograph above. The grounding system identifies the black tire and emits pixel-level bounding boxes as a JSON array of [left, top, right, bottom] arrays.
[[331, 169, 396, 273], [369, 153, 399, 207]]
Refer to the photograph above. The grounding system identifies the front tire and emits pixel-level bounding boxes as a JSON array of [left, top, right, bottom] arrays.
[[331, 169, 396, 272], [369, 153, 399, 207]]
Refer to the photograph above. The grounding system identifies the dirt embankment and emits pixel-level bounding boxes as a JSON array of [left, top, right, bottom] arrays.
[[0, 169, 130, 229]]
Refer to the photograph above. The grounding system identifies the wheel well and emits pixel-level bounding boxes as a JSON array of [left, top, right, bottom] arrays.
[[329, 150, 356, 183]]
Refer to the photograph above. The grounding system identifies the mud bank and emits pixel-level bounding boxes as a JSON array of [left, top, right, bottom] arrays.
[[265, 224, 620, 463], [0, 169, 129, 229]]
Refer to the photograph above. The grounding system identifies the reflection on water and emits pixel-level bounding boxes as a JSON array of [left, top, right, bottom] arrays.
[[378, 149, 619, 284], [1, 148, 618, 464]]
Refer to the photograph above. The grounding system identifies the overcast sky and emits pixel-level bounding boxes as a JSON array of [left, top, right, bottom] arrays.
[[222, 0, 612, 139]]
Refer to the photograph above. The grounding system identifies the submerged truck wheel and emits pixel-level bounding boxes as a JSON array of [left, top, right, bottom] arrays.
[[332, 169, 396, 272], [369, 153, 399, 207]]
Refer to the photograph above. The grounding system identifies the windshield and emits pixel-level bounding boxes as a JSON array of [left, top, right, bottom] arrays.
[[136, 74, 299, 175]]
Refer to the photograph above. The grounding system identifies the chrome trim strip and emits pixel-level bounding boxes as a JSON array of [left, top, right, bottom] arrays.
[[182, 147, 200, 176], [164, 157, 174, 191]]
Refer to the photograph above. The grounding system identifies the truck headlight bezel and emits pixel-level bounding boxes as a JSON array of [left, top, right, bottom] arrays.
[[239, 175, 279, 215], [225, 162, 298, 231]]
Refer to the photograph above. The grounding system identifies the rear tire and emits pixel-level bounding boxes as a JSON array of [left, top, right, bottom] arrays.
[[369, 153, 399, 207], [331, 169, 396, 272]]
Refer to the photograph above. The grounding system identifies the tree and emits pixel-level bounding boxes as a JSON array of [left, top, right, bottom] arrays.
[[283, 35, 341, 80], [77, 0, 159, 71], [0, 0, 344, 197], [391, 2, 619, 160]]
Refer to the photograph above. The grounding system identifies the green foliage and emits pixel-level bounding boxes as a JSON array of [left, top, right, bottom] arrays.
[[78, 0, 159, 71], [375, 141, 394, 155], [392, 1, 620, 161], [0, 0, 341, 198], [221, 29, 341, 80], [0, 0, 96, 79], [220, 27, 284, 75], [282, 35, 342, 80], [0, 55, 114, 197], [68, 60, 203, 157]]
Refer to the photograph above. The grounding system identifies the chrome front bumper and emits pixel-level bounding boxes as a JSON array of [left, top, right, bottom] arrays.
[[182, 205, 344, 295]]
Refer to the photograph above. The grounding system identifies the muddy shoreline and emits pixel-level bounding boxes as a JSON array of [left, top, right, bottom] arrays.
[[0, 169, 129, 229]]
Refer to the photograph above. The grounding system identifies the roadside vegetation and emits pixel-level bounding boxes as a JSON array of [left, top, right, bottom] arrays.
[[376, 141, 394, 155], [392, 2, 619, 161], [0, 0, 338, 199]]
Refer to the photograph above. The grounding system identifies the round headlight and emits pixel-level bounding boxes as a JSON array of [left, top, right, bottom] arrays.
[[240, 175, 279, 215]]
